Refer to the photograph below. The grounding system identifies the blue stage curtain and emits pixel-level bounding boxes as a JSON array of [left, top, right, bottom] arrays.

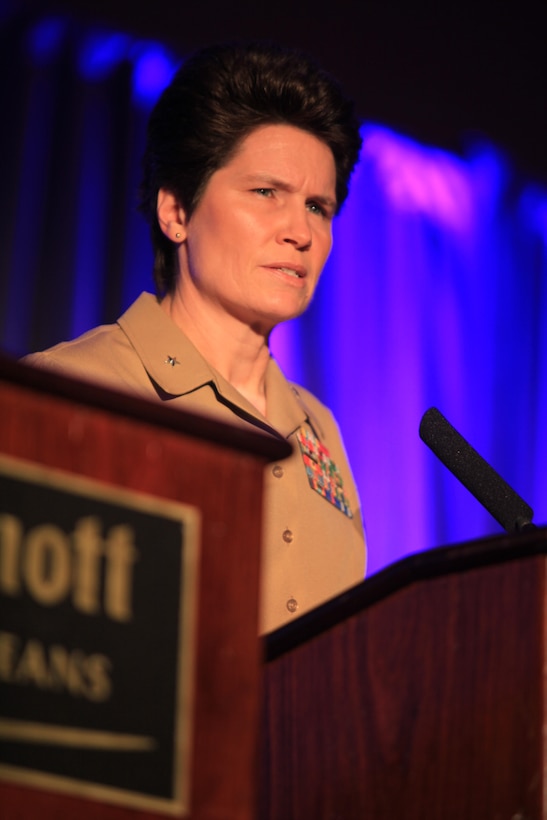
[[272, 130, 547, 571], [2, 11, 546, 574]]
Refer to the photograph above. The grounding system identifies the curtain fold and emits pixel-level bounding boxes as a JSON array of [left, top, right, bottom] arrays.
[[2, 11, 546, 574]]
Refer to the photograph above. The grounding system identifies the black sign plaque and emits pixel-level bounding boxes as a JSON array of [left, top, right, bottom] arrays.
[[0, 454, 200, 815]]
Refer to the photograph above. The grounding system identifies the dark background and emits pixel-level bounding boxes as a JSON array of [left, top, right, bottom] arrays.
[[14, 0, 547, 184]]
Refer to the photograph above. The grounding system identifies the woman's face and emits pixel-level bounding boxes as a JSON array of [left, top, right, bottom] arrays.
[[174, 123, 337, 334]]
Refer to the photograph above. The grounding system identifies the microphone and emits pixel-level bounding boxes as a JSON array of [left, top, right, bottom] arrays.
[[419, 407, 534, 534]]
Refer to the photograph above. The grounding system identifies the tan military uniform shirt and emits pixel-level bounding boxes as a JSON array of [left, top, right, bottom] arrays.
[[24, 293, 366, 632]]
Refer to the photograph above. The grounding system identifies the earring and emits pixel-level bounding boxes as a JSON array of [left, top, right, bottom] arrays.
[[175, 232, 181, 239]]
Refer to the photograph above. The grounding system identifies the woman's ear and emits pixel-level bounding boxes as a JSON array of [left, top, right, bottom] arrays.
[[157, 189, 187, 242]]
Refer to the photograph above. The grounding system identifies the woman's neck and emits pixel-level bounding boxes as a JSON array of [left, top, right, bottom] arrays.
[[161, 289, 271, 417]]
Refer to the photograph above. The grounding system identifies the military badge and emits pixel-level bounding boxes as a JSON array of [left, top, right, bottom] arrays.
[[296, 426, 353, 518]]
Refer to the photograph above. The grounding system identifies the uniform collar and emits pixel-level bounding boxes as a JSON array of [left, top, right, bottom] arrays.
[[264, 358, 310, 438], [118, 292, 310, 439]]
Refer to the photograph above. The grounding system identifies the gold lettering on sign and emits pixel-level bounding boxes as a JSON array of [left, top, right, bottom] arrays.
[[104, 525, 139, 622], [0, 514, 22, 595], [72, 516, 103, 615], [0, 632, 113, 702], [25, 524, 72, 605], [0, 514, 139, 621]]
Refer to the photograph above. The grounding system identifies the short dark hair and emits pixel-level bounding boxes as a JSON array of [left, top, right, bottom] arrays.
[[139, 42, 362, 295]]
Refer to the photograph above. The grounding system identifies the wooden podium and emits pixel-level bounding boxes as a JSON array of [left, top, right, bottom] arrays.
[[0, 356, 289, 820], [2, 357, 547, 819], [260, 525, 547, 819]]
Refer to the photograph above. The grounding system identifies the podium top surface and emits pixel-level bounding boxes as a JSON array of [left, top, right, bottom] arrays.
[[265, 525, 547, 660], [0, 353, 292, 463]]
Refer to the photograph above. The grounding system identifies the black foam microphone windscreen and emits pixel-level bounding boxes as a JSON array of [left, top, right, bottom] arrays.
[[419, 407, 534, 533]]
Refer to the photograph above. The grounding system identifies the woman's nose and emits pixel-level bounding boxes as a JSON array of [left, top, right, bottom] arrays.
[[276, 206, 312, 250]]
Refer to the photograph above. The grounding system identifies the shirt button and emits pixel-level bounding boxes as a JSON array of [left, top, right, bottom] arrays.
[[272, 465, 284, 478], [286, 598, 298, 613], [282, 529, 293, 543]]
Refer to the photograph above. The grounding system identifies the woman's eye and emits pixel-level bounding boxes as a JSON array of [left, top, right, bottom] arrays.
[[307, 201, 326, 217], [254, 187, 274, 197]]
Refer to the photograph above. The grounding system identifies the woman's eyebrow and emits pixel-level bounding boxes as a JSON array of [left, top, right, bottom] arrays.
[[240, 173, 337, 209]]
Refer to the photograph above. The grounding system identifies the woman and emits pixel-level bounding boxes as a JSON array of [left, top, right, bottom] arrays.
[[24, 43, 366, 633]]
